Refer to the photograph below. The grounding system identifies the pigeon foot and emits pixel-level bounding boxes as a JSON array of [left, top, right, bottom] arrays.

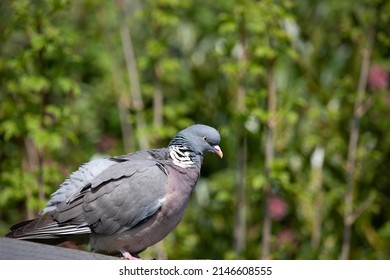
[[120, 249, 142, 260]]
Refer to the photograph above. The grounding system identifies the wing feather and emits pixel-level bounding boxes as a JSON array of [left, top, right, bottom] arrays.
[[83, 160, 168, 234], [10, 158, 168, 241]]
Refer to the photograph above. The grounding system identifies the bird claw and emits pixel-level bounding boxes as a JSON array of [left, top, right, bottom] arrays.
[[120, 249, 142, 260]]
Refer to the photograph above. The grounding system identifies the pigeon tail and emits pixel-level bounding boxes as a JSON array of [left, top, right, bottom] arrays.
[[6, 213, 90, 244]]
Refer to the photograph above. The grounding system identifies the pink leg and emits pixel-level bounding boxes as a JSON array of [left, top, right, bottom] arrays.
[[120, 249, 142, 260]]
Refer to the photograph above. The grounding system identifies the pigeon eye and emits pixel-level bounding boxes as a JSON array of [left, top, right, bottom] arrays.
[[203, 136, 207, 141]]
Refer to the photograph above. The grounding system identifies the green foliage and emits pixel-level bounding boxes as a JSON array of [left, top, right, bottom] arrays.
[[1, 0, 389, 259]]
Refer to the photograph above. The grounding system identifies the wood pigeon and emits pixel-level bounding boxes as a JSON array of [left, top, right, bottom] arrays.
[[6, 124, 223, 259]]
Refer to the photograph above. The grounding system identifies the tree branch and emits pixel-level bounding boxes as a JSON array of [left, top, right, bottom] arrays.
[[261, 57, 276, 259], [117, 0, 149, 150], [233, 16, 248, 254], [340, 27, 374, 260]]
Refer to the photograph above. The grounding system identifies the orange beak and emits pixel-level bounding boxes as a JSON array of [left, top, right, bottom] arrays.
[[213, 145, 223, 158]]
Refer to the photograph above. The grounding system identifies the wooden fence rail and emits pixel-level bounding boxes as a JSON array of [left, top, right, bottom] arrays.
[[0, 237, 119, 260]]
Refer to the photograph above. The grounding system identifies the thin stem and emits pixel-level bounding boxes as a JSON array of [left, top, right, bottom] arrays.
[[340, 28, 374, 260], [117, 0, 149, 150], [261, 57, 276, 259]]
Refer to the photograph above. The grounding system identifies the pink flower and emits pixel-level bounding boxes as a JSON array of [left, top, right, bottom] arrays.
[[368, 64, 389, 90], [267, 196, 289, 221], [276, 229, 297, 248]]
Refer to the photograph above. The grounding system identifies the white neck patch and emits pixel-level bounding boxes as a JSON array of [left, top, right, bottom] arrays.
[[169, 146, 196, 168]]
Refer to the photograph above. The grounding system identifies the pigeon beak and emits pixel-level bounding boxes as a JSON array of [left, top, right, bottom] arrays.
[[212, 145, 223, 158]]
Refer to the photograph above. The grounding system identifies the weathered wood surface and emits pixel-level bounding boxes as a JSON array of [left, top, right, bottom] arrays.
[[0, 237, 119, 260]]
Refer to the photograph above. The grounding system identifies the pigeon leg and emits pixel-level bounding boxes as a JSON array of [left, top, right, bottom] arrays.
[[120, 248, 142, 260]]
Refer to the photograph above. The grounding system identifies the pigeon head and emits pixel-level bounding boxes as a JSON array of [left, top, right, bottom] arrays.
[[169, 124, 223, 159]]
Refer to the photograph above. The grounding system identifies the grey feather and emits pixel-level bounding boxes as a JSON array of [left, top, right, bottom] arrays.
[[7, 124, 222, 258], [83, 160, 167, 234], [43, 158, 116, 214]]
